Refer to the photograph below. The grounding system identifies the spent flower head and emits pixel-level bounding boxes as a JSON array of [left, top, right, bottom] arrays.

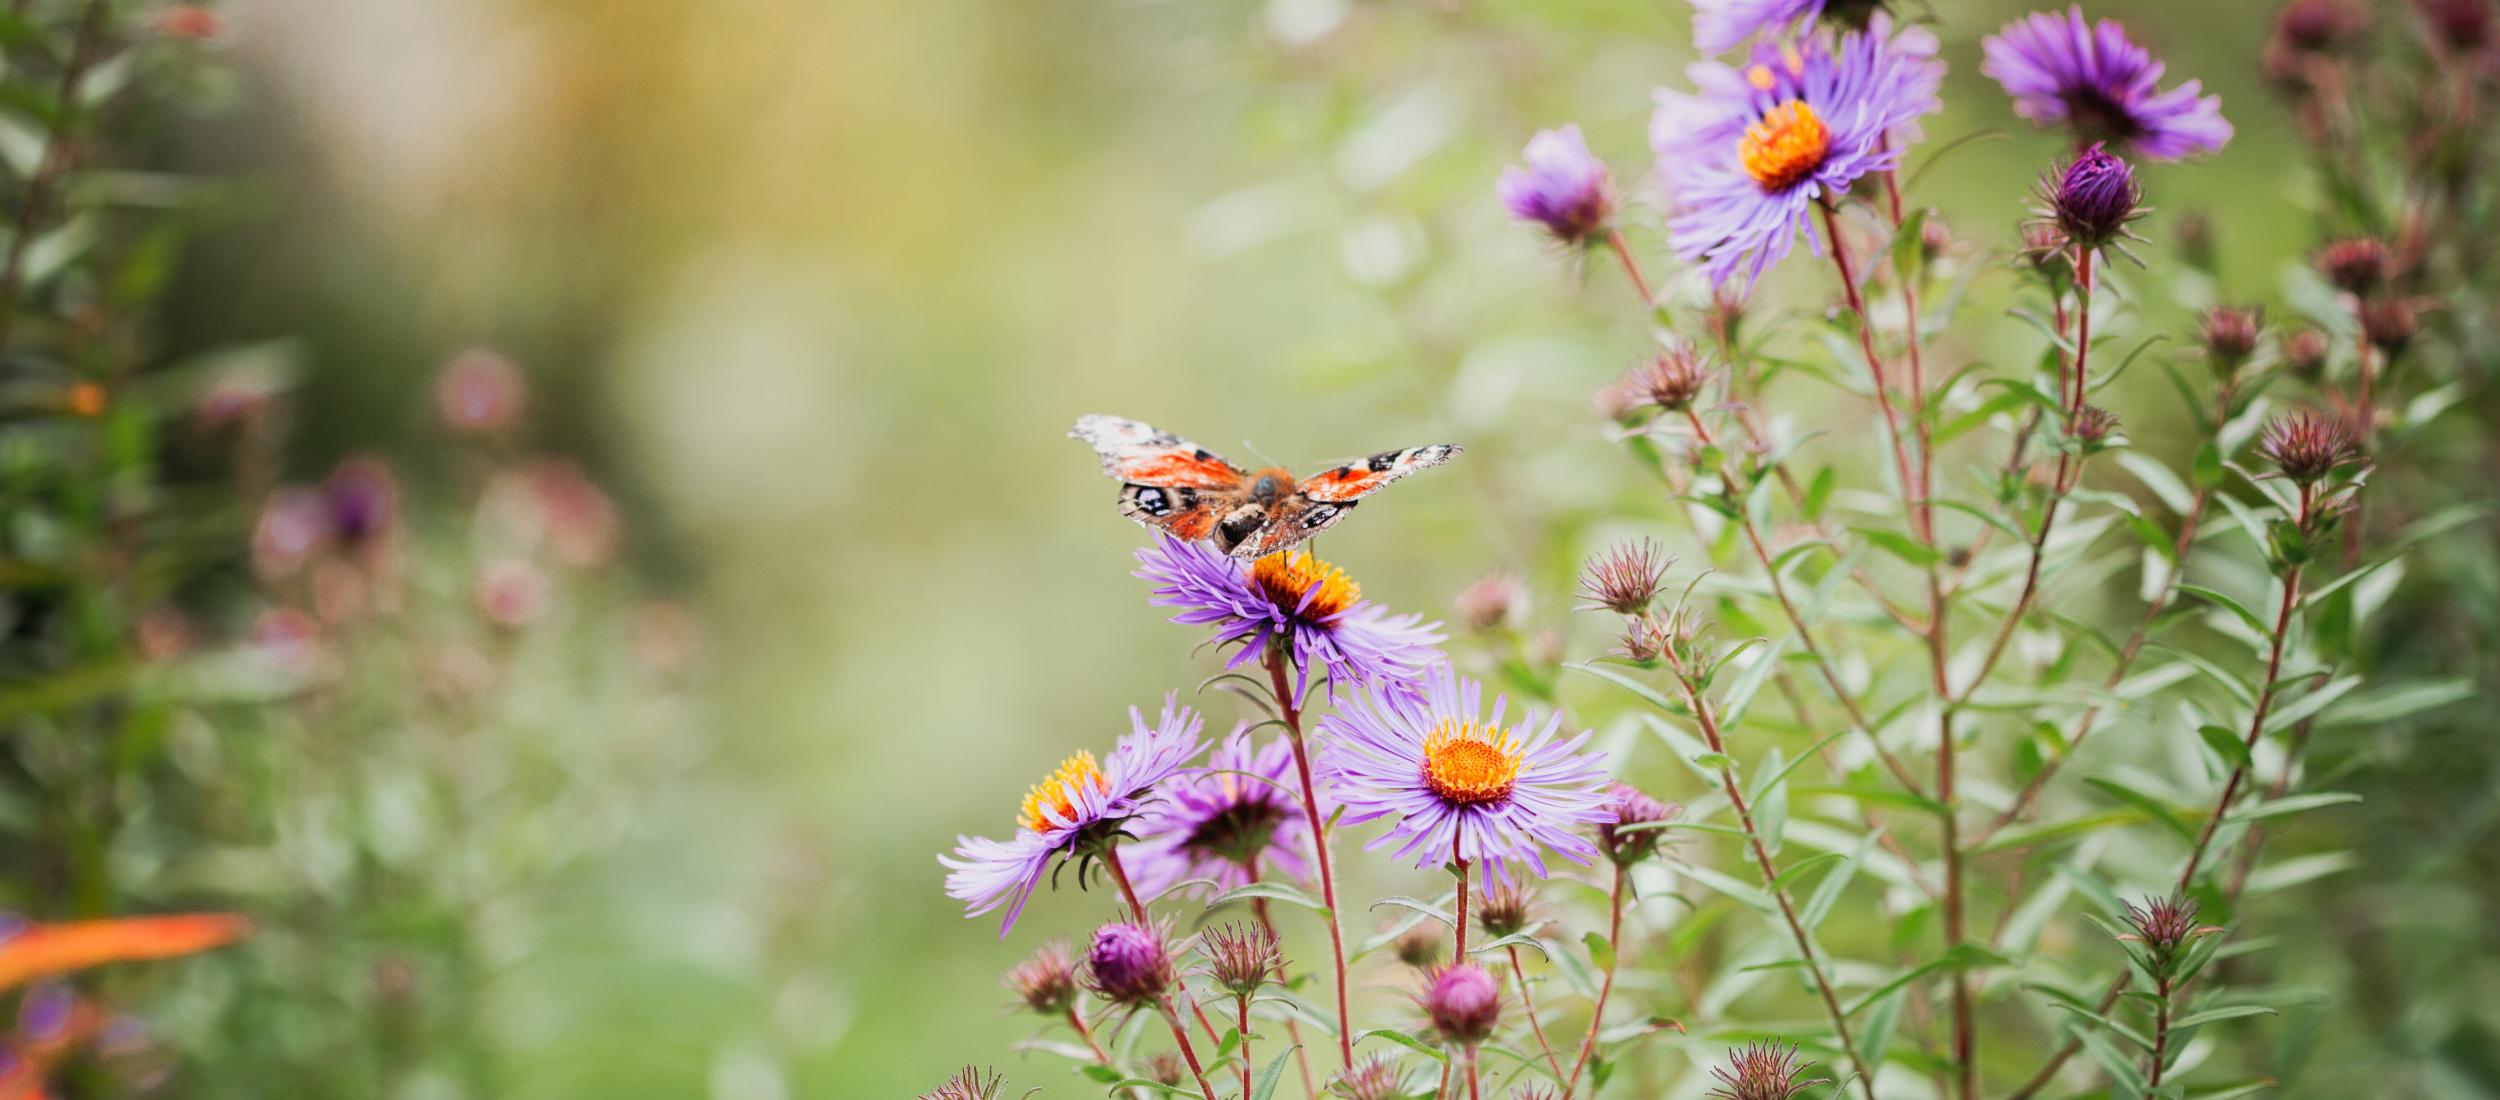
[[919, 1066, 1008, 1100], [1709, 1042, 1830, 1100], [1393, 922, 1447, 970], [2199, 306, 2263, 370], [1499, 125, 1616, 247], [1422, 963, 1503, 1046], [1003, 941, 1080, 1015], [2258, 409, 2363, 483], [2282, 327, 2332, 380], [1330, 1056, 1417, 1100], [2358, 296, 2420, 356], [1198, 922, 1283, 997], [1982, 7, 2233, 159], [1081, 919, 1176, 1007], [1453, 571, 1529, 633], [1579, 539, 1673, 614], [1475, 881, 1535, 938], [2315, 237, 2391, 292]]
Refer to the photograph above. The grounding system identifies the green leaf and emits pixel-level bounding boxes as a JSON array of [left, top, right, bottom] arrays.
[[2196, 725, 2252, 769], [1211, 881, 1331, 916], [1369, 896, 1455, 926], [2172, 1005, 2277, 1029], [2084, 778, 2196, 842], [1845, 944, 2008, 1017], [2175, 583, 2272, 638], [1567, 662, 1683, 716], [1851, 526, 1944, 568], [1247, 1045, 1301, 1100], [1350, 1028, 1447, 1063], [1583, 930, 1616, 972], [2224, 791, 2361, 823]]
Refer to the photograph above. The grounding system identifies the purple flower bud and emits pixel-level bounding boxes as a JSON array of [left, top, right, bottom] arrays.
[[2359, 296, 2419, 355], [1422, 963, 1502, 1046], [2199, 306, 2263, 369], [1498, 125, 1616, 247], [2042, 144, 2141, 250], [2316, 237, 2391, 292], [1081, 920, 1174, 1007], [1596, 781, 1679, 865], [2282, 328, 2332, 379], [2071, 405, 2120, 448], [321, 456, 399, 549]]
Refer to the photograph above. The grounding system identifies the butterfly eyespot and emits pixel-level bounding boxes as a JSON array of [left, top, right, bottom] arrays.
[[1300, 504, 1342, 529], [1130, 486, 1173, 516]]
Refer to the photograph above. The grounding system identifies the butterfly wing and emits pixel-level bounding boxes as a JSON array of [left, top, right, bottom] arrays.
[[1227, 495, 1358, 558], [1070, 415, 1251, 543], [1296, 444, 1462, 503], [0, 913, 250, 991]]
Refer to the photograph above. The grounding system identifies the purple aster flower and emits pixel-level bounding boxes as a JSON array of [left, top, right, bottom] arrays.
[[1498, 124, 1617, 246], [1691, 0, 1827, 54], [1981, 7, 2233, 160], [1421, 962, 1503, 1045], [1136, 536, 1443, 704], [1650, 18, 1944, 288], [1081, 919, 1177, 1007], [940, 696, 1209, 936], [1317, 662, 1611, 879], [1123, 725, 1318, 899], [2037, 142, 2142, 251]]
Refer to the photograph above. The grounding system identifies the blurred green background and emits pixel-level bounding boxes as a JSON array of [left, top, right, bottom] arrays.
[[116, 0, 2490, 1095]]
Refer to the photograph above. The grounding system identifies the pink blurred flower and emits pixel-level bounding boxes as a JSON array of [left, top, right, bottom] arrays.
[[435, 350, 529, 435], [475, 559, 552, 628]]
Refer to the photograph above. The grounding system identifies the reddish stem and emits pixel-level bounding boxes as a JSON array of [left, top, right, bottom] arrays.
[[1507, 945, 1568, 1084], [1563, 862, 1626, 1095], [1606, 229, 1654, 307], [1265, 646, 1356, 1071]]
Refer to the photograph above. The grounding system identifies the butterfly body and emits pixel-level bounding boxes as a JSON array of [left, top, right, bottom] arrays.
[[1072, 415, 1459, 558]]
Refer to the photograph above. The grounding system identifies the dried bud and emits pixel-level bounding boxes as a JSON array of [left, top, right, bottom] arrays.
[[2358, 296, 2418, 355], [1392, 922, 1446, 970], [2071, 405, 2120, 449], [2281, 328, 2332, 380], [1144, 1053, 1189, 1087], [1200, 922, 1284, 997], [2039, 144, 2141, 251], [1475, 882, 1534, 939], [2417, 0, 2493, 51], [1708, 1042, 1830, 1100], [1422, 964, 1502, 1046], [1330, 1056, 1415, 1100], [2315, 237, 2391, 293], [1612, 615, 1670, 663], [1453, 572, 1528, 632], [1004, 941, 1079, 1015], [1578, 539, 1672, 615], [1081, 920, 1174, 1007], [1596, 782, 1679, 865], [2258, 409, 2362, 483], [919, 1066, 1008, 1100], [2274, 0, 2373, 53], [1498, 125, 1616, 247], [2199, 306, 2263, 369], [1919, 216, 1953, 262], [2019, 223, 2072, 277]]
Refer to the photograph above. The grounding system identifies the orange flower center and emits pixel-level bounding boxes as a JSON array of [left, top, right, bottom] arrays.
[[1251, 550, 1361, 620], [1018, 751, 1109, 832], [1738, 100, 1831, 191], [1421, 721, 1523, 805]]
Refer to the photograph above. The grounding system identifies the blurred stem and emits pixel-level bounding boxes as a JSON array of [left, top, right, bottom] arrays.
[[1263, 644, 1356, 1071], [1464, 1044, 1482, 1100], [1506, 945, 1567, 1084], [1660, 651, 1878, 1100], [1817, 200, 1927, 543], [1242, 859, 1319, 1096], [1562, 861, 1625, 1097], [1153, 996, 1220, 1100], [0, 0, 112, 361], [1605, 229, 1654, 307], [2146, 977, 2174, 1091]]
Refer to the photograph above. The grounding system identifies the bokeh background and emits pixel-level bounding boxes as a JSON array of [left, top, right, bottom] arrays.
[[39, 0, 2490, 1095]]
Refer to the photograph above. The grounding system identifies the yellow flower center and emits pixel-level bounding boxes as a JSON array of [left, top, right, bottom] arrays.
[[1739, 100, 1831, 191], [1018, 751, 1110, 832], [1251, 550, 1362, 620], [1421, 721, 1524, 805]]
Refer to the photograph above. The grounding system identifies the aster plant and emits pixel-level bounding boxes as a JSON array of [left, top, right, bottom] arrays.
[[927, 0, 2491, 1096]]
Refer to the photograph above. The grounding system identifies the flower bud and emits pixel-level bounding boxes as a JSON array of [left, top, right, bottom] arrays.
[[2041, 144, 2140, 250], [2117, 895, 2223, 980], [1392, 922, 1446, 970], [1199, 922, 1283, 997], [2281, 328, 2331, 380], [1004, 941, 1080, 1015], [2199, 306, 2263, 370], [2258, 410, 2361, 483], [2071, 405, 2120, 449], [1330, 1057, 1414, 1100], [2358, 296, 2418, 356], [1453, 572, 1527, 633], [2274, 0, 2372, 54], [2315, 237, 2390, 293], [1144, 1054, 1188, 1087], [1082, 920, 1174, 1007], [1423, 963, 1502, 1046], [2418, 0, 2493, 51], [1498, 125, 1616, 247], [1578, 539, 1671, 615], [919, 1066, 1007, 1100], [1596, 782, 1679, 865]]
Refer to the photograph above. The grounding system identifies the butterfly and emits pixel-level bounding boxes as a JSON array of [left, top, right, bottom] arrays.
[[1071, 414, 1461, 558]]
